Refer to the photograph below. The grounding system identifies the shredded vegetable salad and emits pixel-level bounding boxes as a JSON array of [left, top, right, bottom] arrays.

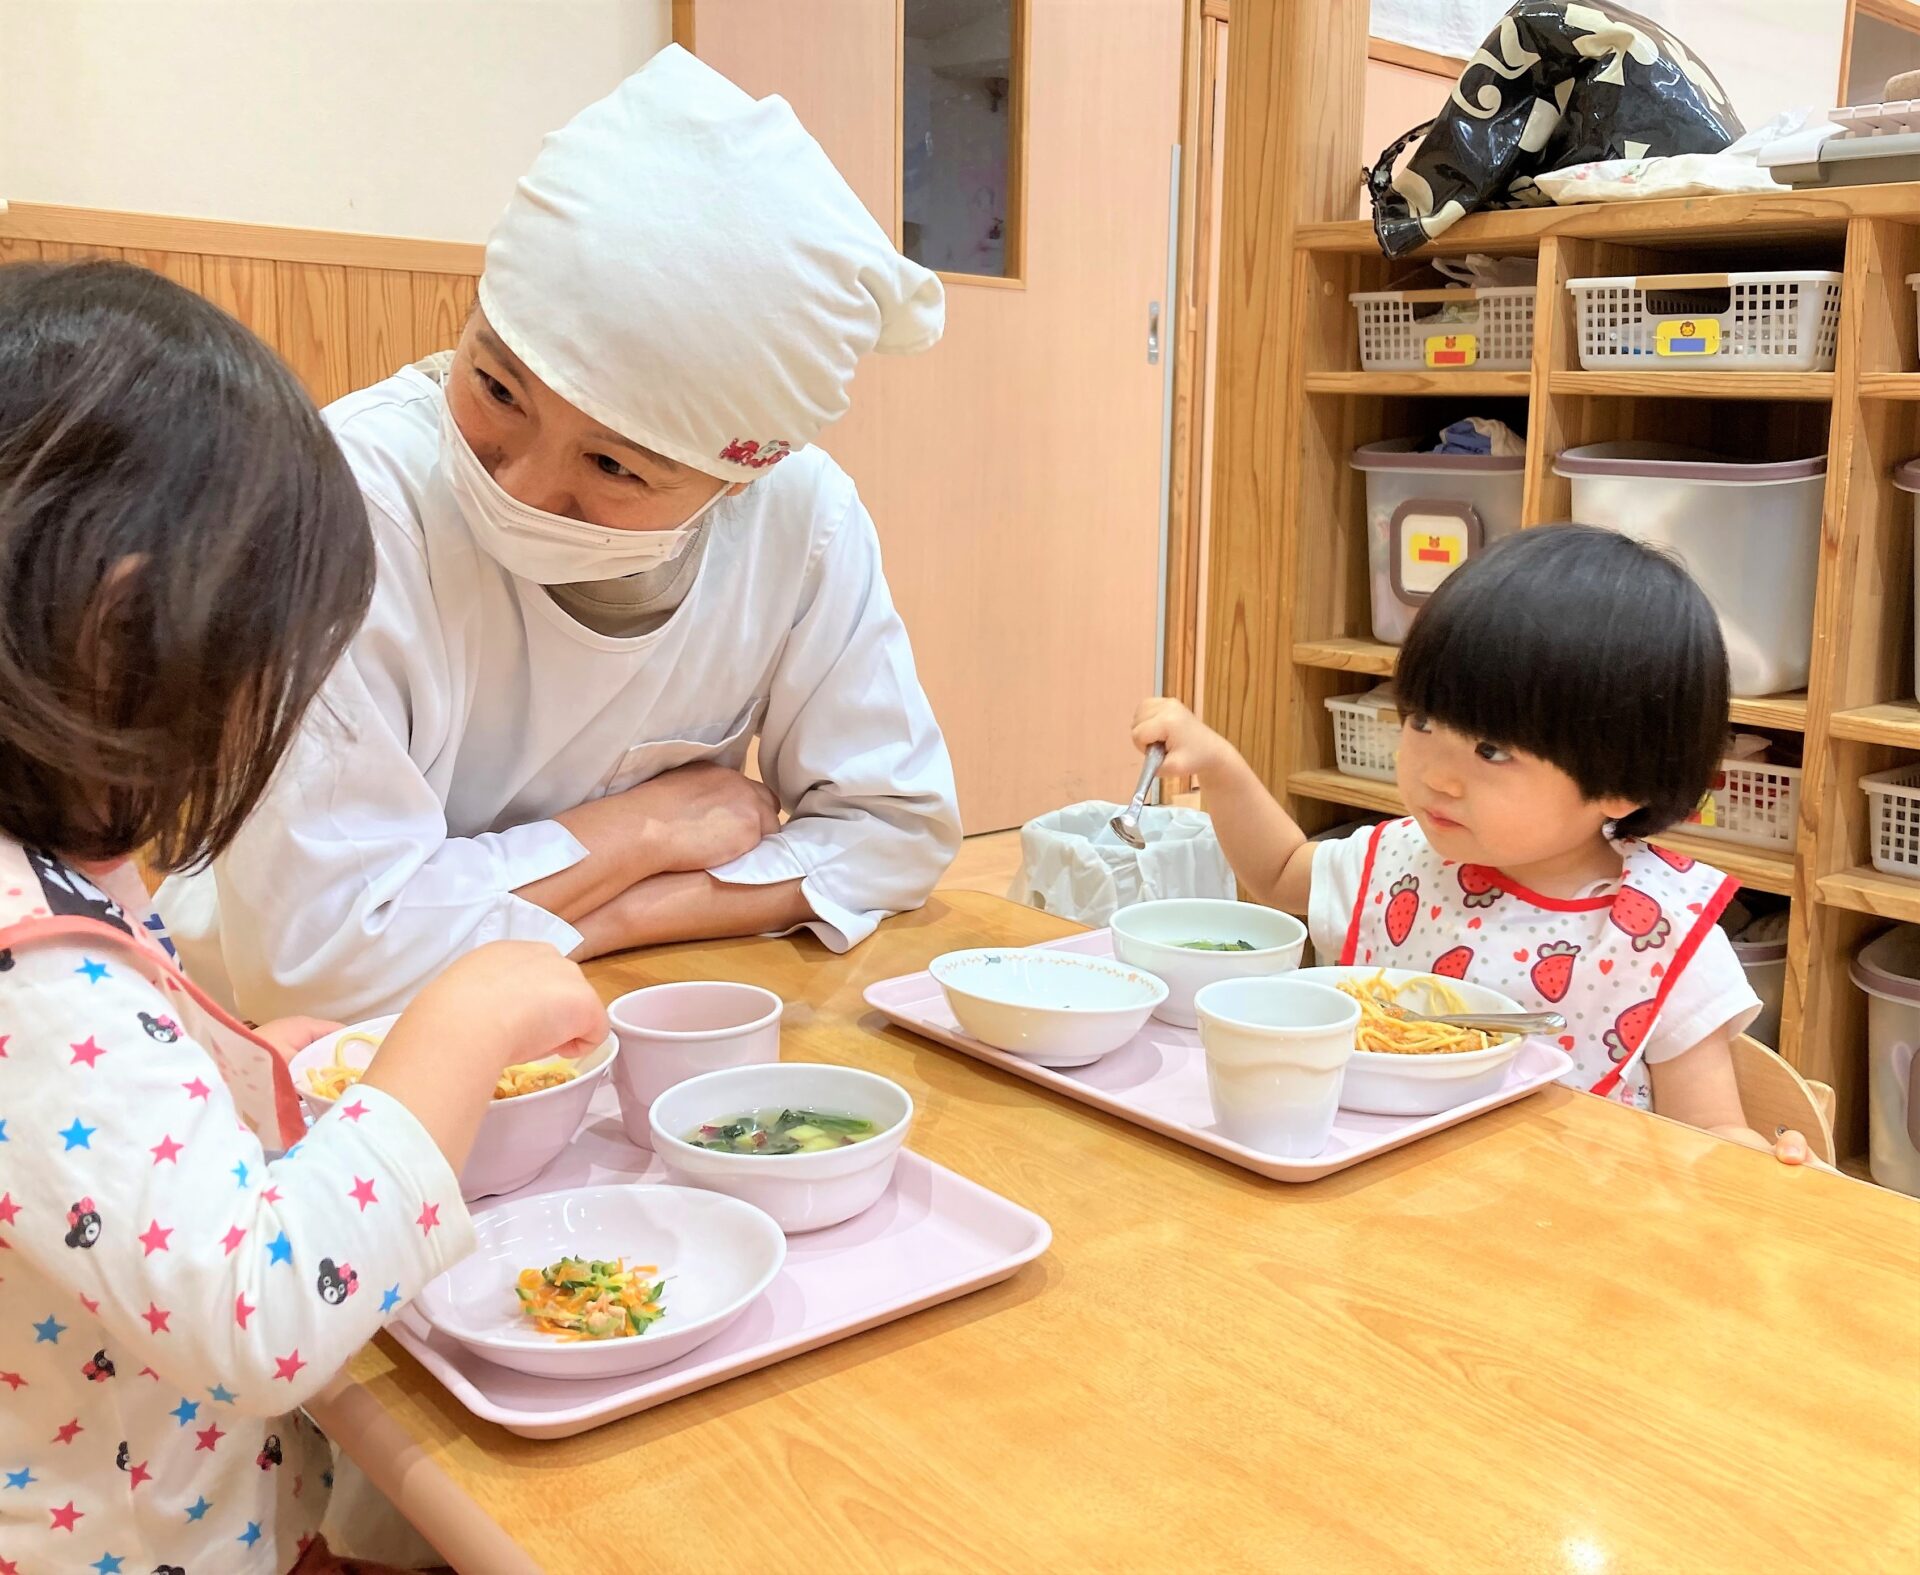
[[515, 1256, 666, 1341]]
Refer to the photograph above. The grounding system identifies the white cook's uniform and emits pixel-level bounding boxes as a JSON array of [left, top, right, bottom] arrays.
[[160, 362, 961, 1023]]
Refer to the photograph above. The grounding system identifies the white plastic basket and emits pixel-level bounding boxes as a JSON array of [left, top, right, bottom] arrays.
[[1326, 693, 1399, 782], [1348, 286, 1534, 371], [1567, 271, 1843, 372], [1863, 763, 1920, 877], [1682, 756, 1802, 851]]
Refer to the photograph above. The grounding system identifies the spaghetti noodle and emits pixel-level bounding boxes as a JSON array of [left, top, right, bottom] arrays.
[[304, 1033, 578, 1102], [1337, 972, 1512, 1056]]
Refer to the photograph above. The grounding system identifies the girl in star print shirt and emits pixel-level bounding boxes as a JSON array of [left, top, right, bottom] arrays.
[[0, 263, 607, 1573], [1134, 525, 1819, 1165]]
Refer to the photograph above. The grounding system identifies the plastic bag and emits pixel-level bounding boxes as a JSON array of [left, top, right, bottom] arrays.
[[1368, 1, 1742, 258], [1009, 801, 1234, 927]]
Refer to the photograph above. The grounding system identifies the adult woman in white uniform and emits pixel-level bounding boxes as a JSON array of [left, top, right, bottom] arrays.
[[161, 47, 961, 1023]]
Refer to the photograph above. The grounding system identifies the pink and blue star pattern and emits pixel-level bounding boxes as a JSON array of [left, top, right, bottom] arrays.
[[0, 864, 474, 1571]]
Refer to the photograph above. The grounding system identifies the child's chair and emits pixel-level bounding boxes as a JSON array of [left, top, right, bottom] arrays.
[[1729, 1034, 1837, 1166]]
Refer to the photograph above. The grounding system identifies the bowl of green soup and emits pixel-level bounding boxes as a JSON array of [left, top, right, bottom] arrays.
[[1110, 898, 1308, 1029], [648, 1062, 913, 1233]]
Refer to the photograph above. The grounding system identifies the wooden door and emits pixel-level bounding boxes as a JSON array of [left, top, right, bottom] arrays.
[[693, 0, 1184, 833]]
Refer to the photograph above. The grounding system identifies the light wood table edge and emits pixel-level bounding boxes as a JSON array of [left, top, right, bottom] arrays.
[[309, 1373, 543, 1575]]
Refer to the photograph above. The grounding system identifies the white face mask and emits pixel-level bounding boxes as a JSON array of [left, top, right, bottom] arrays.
[[437, 400, 728, 584]]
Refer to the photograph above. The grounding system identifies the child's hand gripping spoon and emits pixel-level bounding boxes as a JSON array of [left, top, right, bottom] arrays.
[[1110, 745, 1167, 850]]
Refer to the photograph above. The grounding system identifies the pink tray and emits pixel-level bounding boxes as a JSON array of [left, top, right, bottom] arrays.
[[388, 1099, 1049, 1439], [864, 930, 1574, 1182]]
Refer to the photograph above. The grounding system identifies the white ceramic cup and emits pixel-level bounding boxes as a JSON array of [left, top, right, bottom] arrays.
[[608, 982, 783, 1148], [1195, 977, 1360, 1157]]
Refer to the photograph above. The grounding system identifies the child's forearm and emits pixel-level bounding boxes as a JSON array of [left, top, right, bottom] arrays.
[[1199, 752, 1308, 905]]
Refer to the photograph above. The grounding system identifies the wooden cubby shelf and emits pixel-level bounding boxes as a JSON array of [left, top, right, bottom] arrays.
[[1817, 868, 1920, 923], [1855, 374, 1920, 401], [1249, 187, 1920, 1169], [1547, 370, 1834, 401], [1287, 770, 1796, 895], [1302, 370, 1532, 397], [1830, 700, 1920, 747], [1292, 639, 1808, 729]]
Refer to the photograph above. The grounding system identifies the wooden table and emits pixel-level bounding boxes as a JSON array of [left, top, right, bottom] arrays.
[[317, 892, 1920, 1573]]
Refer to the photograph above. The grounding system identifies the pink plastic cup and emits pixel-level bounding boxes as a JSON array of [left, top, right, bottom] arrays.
[[609, 981, 784, 1148]]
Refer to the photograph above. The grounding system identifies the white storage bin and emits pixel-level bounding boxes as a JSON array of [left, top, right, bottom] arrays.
[[1325, 690, 1399, 782], [1863, 763, 1920, 878], [1891, 456, 1920, 701], [1553, 443, 1825, 695], [1351, 439, 1525, 645], [1849, 926, 1920, 1197], [1722, 905, 1788, 1048], [1681, 750, 1802, 852], [1567, 271, 1843, 372], [1348, 285, 1535, 371]]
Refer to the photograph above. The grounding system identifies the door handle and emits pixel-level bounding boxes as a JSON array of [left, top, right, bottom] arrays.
[[1147, 300, 1161, 364]]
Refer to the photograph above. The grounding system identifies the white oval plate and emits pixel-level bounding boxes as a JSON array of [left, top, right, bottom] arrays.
[[417, 1184, 786, 1380]]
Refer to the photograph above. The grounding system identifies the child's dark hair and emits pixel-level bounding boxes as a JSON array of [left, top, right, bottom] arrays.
[[0, 262, 373, 870], [1395, 524, 1728, 840]]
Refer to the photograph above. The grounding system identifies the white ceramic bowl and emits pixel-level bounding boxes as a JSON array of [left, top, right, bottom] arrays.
[[929, 948, 1168, 1067], [1194, 976, 1359, 1157], [648, 1063, 912, 1233], [1292, 967, 1531, 1116], [416, 1183, 785, 1380], [291, 1016, 619, 1201], [1110, 899, 1308, 1028]]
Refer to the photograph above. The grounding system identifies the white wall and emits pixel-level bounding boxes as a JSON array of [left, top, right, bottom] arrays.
[[1371, 0, 1848, 128], [0, 0, 672, 242]]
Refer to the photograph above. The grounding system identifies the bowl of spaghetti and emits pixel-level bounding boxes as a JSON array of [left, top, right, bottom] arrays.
[[291, 1016, 620, 1201], [1291, 967, 1532, 1117]]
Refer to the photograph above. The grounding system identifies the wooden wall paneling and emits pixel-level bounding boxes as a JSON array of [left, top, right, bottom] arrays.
[[346, 268, 422, 389], [1205, 0, 1368, 794], [199, 255, 282, 345], [120, 250, 204, 292], [275, 261, 353, 406], [412, 272, 480, 358]]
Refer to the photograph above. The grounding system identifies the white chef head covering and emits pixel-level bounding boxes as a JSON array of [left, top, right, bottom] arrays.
[[478, 45, 944, 483]]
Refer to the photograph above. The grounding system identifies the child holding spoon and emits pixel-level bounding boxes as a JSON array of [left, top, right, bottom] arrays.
[[1135, 525, 1816, 1164]]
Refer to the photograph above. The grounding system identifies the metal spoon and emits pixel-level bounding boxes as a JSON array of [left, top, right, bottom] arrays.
[[1396, 1008, 1567, 1035], [1110, 745, 1167, 849]]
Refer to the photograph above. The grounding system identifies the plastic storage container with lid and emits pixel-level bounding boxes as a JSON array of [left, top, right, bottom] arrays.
[[1849, 926, 1920, 1196], [1351, 439, 1525, 645], [1553, 443, 1825, 695], [1566, 271, 1843, 372], [1720, 902, 1789, 1047], [1890, 457, 1920, 699]]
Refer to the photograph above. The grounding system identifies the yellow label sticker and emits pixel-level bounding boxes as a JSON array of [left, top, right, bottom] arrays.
[[1655, 317, 1721, 357], [1423, 333, 1478, 368]]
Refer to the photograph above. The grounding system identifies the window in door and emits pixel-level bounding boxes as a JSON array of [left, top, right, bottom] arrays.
[[901, 0, 1026, 283]]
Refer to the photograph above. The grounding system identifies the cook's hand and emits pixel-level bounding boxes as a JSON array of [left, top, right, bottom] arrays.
[[254, 1016, 345, 1065], [628, 760, 781, 873], [1132, 697, 1235, 780]]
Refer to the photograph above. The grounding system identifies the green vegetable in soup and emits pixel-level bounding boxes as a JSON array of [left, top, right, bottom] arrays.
[[686, 1107, 879, 1155], [1177, 938, 1257, 952]]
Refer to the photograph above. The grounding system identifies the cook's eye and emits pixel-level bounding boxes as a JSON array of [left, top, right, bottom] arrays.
[[1406, 714, 1432, 733], [476, 369, 516, 408], [592, 453, 641, 481], [1475, 741, 1513, 764]]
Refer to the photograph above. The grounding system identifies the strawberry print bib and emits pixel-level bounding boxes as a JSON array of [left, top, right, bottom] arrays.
[[1338, 818, 1738, 1105], [0, 840, 305, 1148]]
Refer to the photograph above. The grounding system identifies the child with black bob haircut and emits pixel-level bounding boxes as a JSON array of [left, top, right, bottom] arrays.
[[1136, 523, 1817, 1163], [0, 261, 606, 1573]]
